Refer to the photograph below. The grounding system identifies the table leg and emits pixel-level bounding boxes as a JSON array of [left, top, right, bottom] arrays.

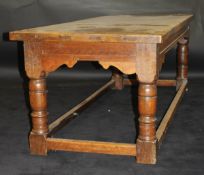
[[29, 78, 48, 155], [136, 81, 157, 164], [176, 37, 189, 90], [112, 69, 124, 90]]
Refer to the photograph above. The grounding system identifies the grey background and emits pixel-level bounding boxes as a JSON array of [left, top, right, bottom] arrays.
[[0, 0, 204, 79]]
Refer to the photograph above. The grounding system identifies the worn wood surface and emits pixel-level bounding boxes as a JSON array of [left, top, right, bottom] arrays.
[[29, 78, 48, 135], [10, 15, 192, 83], [10, 15, 192, 43], [47, 138, 136, 156]]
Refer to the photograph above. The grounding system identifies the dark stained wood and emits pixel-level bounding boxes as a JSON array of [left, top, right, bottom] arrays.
[[177, 37, 189, 90], [29, 133, 47, 155], [156, 80, 188, 146], [29, 78, 48, 134], [38, 41, 138, 75], [177, 37, 189, 79], [22, 40, 157, 79], [29, 78, 48, 155], [136, 82, 157, 164], [111, 69, 124, 90], [48, 80, 114, 135], [156, 80, 177, 86], [9, 15, 192, 164], [47, 138, 136, 156], [123, 79, 177, 87]]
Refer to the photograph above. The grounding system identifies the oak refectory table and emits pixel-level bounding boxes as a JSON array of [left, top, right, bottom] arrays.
[[10, 14, 193, 164]]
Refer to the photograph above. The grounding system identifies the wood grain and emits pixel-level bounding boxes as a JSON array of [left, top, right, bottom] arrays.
[[29, 78, 48, 135], [136, 82, 157, 164], [177, 37, 189, 90], [47, 138, 136, 156], [29, 78, 48, 155], [10, 15, 192, 43]]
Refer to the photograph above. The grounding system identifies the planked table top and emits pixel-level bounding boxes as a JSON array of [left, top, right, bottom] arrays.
[[10, 14, 193, 43]]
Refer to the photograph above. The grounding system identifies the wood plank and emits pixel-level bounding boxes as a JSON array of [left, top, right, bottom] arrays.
[[157, 79, 177, 86], [48, 79, 114, 134], [47, 138, 137, 156], [123, 79, 176, 87], [156, 80, 187, 146], [10, 15, 193, 43]]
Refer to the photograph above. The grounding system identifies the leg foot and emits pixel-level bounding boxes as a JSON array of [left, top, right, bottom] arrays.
[[137, 139, 156, 164], [29, 132, 47, 155]]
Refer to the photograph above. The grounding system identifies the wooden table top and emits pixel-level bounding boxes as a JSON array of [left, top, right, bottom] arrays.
[[10, 14, 192, 43]]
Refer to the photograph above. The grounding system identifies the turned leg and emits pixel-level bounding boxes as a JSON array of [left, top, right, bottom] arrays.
[[29, 78, 48, 155], [176, 37, 189, 90], [136, 81, 157, 164], [112, 69, 124, 90]]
